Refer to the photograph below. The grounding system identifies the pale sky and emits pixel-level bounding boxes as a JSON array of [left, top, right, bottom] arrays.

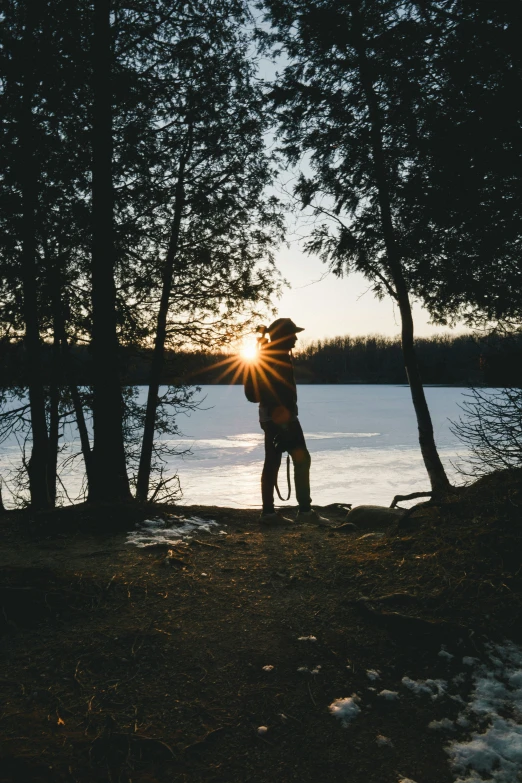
[[253, 48, 466, 344], [270, 239, 465, 344]]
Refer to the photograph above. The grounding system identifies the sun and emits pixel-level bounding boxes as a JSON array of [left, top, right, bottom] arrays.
[[240, 339, 258, 361]]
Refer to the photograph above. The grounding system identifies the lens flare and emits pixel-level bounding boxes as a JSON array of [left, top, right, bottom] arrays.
[[240, 339, 258, 361]]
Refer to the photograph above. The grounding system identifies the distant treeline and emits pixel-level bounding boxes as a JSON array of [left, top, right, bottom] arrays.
[[292, 334, 522, 386], [2, 333, 522, 388]]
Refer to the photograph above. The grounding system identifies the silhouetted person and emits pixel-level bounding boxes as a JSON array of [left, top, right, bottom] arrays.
[[246, 318, 329, 525]]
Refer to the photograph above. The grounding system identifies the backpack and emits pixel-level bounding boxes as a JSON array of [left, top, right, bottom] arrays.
[[244, 367, 261, 403]]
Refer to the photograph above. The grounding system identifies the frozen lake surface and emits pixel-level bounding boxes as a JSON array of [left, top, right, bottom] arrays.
[[168, 384, 469, 509], [0, 385, 472, 510]]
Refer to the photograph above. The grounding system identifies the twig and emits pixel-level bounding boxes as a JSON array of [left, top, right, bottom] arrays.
[[74, 660, 83, 688], [183, 726, 224, 753], [190, 539, 221, 549]]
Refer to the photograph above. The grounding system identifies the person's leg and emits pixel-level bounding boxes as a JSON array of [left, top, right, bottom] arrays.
[[287, 420, 312, 512], [261, 421, 282, 513]]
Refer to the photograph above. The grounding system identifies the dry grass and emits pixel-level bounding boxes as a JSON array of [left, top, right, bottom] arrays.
[[0, 470, 521, 782]]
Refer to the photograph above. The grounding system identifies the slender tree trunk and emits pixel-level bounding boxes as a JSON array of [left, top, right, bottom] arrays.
[[47, 332, 61, 506], [0, 481, 6, 515], [136, 156, 188, 502], [90, 0, 131, 502], [45, 240, 95, 495], [20, 1, 50, 510], [352, 4, 451, 494], [58, 331, 94, 491], [67, 378, 94, 493], [46, 255, 65, 504], [60, 335, 94, 494]]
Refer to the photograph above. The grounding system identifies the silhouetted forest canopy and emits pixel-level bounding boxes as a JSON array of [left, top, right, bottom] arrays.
[[2, 331, 521, 387]]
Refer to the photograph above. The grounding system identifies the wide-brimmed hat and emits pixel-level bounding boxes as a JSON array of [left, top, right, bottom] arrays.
[[267, 318, 305, 339]]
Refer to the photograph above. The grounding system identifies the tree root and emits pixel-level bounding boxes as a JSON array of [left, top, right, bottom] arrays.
[[390, 491, 432, 508], [353, 598, 469, 642], [390, 484, 468, 529]]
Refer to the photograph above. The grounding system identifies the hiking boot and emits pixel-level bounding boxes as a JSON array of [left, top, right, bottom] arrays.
[[259, 511, 293, 526], [296, 509, 332, 527]]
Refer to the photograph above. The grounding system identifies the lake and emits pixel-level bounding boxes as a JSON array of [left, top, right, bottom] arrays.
[[0, 385, 472, 510], [162, 384, 470, 509]]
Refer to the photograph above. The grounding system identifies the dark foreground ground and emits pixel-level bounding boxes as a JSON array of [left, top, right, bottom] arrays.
[[1, 470, 521, 783]]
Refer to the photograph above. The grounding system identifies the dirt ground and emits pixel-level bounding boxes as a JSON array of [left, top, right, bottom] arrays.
[[1, 470, 521, 783]]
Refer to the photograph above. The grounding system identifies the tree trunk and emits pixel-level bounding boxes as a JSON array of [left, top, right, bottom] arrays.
[[45, 242, 95, 495], [69, 379, 94, 490], [136, 155, 188, 502], [352, 4, 451, 495], [20, 1, 50, 510], [89, 0, 131, 502], [0, 481, 6, 515], [47, 332, 61, 506]]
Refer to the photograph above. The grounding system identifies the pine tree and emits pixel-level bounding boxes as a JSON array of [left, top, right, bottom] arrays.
[[261, 0, 452, 494]]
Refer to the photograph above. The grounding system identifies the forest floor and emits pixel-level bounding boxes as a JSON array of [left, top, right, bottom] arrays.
[[1, 469, 521, 783]]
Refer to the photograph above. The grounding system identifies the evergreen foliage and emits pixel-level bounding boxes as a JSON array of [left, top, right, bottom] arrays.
[[0, 0, 282, 507], [259, 0, 454, 492]]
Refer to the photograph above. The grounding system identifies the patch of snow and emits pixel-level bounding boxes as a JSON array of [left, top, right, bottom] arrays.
[[257, 726, 268, 735], [376, 734, 393, 746], [402, 676, 448, 700], [297, 667, 309, 673], [262, 665, 274, 672], [446, 641, 522, 783], [429, 717, 456, 731], [463, 656, 479, 666], [141, 518, 166, 528], [377, 689, 399, 701], [366, 669, 381, 681], [298, 635, 317, 642], [328, 695, 361, 727], [439, 646, 454, 661], [450, 694, 466, 704], [398, 778, 418, 783], [127, 515, 221, 547], [450, 716, 522, 782], [311, 666, 322, 675]]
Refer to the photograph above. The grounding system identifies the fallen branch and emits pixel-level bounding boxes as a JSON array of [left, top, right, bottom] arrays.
[[183, 726, 225, 754], [354, 599, 467, 641], [91, 731, 174, 760], [370, 592, 419, 605], [390, 491, 432, 508], [190, 539, 221, 549]]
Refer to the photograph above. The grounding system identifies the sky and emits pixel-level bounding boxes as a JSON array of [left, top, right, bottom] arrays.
[[269, 239, 466, 345], [251, 51, 467, 345]]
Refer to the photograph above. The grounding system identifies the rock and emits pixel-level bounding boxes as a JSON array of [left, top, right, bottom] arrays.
[[345, 505, 405, 530]]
